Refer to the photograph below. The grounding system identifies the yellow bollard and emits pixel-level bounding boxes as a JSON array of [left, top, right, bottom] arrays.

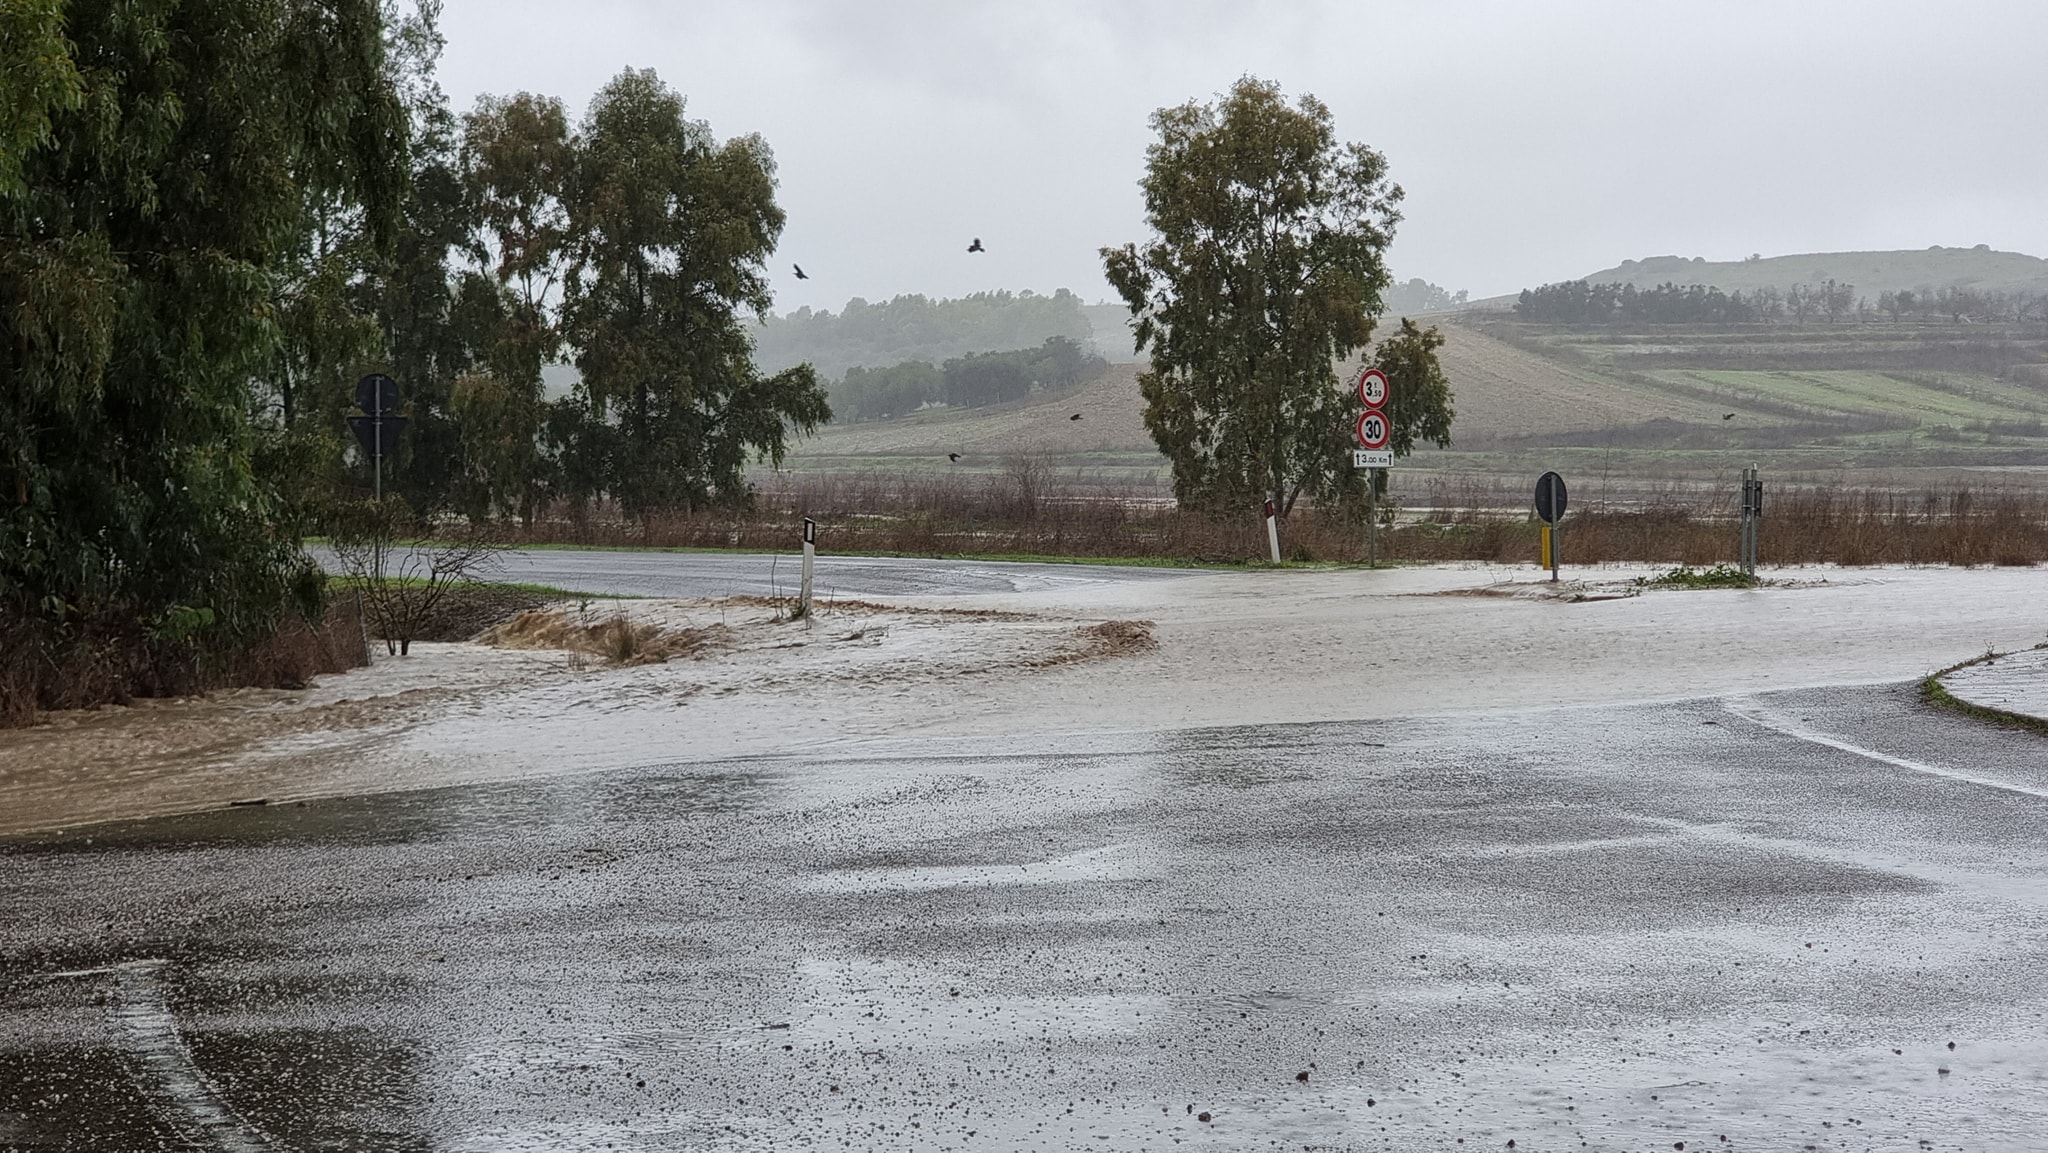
[[1539, 524, 1553, 570]]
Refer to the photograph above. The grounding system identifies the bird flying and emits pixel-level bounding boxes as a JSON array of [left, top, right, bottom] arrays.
[[1069, 413, 1082, 421], [1722, 413, 1735, 420], [793, 264, 809, 280], [967, 238, 985, 253], [947, 453, 960, 462]]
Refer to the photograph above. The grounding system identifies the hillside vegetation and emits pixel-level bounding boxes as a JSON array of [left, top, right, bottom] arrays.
[[752, 290, 1093, 379], [1571, 246, 2048, 299]]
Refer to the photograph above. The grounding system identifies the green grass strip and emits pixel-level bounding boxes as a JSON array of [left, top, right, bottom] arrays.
[[322, 575, 620, 599], [1919, 650, 2048, 738]]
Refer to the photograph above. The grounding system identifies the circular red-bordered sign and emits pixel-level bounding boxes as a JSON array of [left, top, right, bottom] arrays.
[[1355, 409, 1391, 450], [1355, 367, 1389, 409]]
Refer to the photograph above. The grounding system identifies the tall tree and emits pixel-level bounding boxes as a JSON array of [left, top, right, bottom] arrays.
[[1102, 76, 1441, 516], [558, 68, 827, 519], [1, 0, 405, 711], [450, 91, 572, 523], [1367, 319, 1454, 494], [366, 0, 469, 508]]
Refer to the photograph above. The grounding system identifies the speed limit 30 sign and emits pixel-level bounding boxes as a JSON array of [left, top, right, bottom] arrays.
[[1355, 408, 1390, 450]]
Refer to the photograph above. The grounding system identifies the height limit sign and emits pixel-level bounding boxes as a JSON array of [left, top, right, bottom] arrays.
[[1352, 367, 1392, 468]]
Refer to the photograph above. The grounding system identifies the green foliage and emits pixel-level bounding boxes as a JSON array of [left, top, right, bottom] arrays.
[[0, 0, 82, 196], [832, 360, 943, 422], [1516, 280, 1765, 324], [556, 68, 828, 517], [449, 90, 572, 522], [2, 0, 404, 710], [1102, 76, 1428, 516], [826, 337, 1110, 423], [1366, 319, 1455, 495], [755, 289, 1093, 380], [1641, 564, 1759, 589]]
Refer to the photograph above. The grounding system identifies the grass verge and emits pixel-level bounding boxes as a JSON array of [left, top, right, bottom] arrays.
[[1919, 650, 2048, 738]]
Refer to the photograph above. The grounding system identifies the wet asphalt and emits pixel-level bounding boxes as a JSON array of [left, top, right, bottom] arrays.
[[4, 683, 2048, 1151], [308, 546, 1203, 600]]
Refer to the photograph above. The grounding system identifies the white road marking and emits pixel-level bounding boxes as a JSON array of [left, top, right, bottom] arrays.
[[45, 959, 274, 1152], [1724, 697, 2048, 801]]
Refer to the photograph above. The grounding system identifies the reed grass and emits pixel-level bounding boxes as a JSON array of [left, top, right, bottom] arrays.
[[502, 468, 2048, 570]]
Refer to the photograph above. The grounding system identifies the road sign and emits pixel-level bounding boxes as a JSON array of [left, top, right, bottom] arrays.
[[355, 373, 399, 416], [1355, 367, 1389, 409], [1352, 448, 1392, 468], [1534, 471, 1568, 524], [1355, 410, 1390, 450]]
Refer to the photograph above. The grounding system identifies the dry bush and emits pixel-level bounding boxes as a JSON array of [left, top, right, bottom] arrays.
[[479, 608, 721, 666], [0, 598, 371, 729], [493, 471, 2048, 570]]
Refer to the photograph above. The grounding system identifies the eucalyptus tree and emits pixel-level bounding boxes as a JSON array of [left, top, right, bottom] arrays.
[[1, 0, 405, 711], [1102, 76, 1451, 517], [558, 68, 827, 519], [450, 91, 573, 523]]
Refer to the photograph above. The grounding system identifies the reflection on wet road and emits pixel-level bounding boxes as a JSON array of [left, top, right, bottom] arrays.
[[4, 683, 2047, 1150]]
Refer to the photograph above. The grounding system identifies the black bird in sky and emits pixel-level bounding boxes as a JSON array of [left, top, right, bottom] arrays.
[[967, 238, 985, 253], [1722, 412, 1735, 420], [1069, 413, 1082, 421], [792, 263, 809, 279], [947, 452, 960, 462]]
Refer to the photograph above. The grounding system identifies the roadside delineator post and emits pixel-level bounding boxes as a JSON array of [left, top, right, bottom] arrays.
[[799, 517, 816, 618], [1264, 497, 1282, 564]]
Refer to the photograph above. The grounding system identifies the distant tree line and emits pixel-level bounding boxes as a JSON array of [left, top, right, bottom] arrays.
[[754, 290, 1094, 381], [1875, 287, 2048, 325], [1382, 278, 1469, 314], [1518, 279, 2047, 326], [829, 337, 1109, 423]]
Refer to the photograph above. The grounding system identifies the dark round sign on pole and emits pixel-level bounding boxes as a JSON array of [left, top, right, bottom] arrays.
[[1533, 471, 1568, 524], [355, 373, 399, 416]]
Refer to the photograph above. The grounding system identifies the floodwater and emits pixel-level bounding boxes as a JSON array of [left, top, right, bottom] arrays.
[[5, 681, 2048, 1150]]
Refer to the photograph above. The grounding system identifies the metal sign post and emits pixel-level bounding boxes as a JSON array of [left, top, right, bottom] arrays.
[[1352, 366, 1394, 569], [1739, 464, 1764, 575], [799, 517, 817, 617], [1264, 498, 1282, 564], [1534, 471, 1568, 582], [348, 373, 403, 502]]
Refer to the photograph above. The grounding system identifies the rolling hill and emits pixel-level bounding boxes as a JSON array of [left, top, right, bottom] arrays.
[[783, 312, 2048, 496], [1535, 246, 2048, 300]]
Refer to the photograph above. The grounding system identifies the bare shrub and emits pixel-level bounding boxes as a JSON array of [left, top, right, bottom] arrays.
[[327, 499, 502, 656], [479, 469, 2048, 569], [478, 608, 719, 666]]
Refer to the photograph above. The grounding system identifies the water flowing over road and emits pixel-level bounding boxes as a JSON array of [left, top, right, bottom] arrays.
[[6, 678, 2047, 1150]]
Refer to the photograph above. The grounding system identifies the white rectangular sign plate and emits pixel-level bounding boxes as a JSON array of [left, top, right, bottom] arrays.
[[1352, 449, 1392, 468]]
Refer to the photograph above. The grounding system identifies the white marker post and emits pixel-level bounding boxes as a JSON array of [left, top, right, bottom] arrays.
[[799, 517, 816, 618], [1264, 497, 1282, 564]]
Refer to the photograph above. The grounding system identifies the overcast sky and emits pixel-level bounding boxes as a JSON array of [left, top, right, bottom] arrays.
[[438, 0, 2048, 314]]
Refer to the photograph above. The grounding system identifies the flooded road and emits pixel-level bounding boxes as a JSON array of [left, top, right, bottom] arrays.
[[310, 545, 1205, 599], [5, 683, 2046, 1150]]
